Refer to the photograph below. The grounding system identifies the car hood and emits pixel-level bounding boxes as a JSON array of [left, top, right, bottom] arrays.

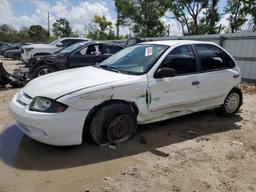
[[23, 44, 56, 49], [24, 66, 135, 99], [36, 53, 64, 61]]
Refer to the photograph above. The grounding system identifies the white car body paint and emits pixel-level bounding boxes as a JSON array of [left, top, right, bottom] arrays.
[[21, 38, 88, 63], [10, 40, 241, 145]]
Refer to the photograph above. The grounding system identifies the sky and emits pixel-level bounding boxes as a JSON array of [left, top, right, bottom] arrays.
[[0, 0, 229, 36]]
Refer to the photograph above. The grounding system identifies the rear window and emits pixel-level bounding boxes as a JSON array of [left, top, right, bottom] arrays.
[[195, 44, 235, 72]]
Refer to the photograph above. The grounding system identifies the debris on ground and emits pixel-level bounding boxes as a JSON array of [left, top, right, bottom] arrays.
[[195, 137, 211, 143], [240, 83, 256, 94], [121, 167, 138, 176], [231, 141, 244, 146], [104, 177, 111, 181]]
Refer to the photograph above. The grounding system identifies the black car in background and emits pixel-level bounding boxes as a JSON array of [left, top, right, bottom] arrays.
[[0, 42, 12, 55], [2, 43, 31, 60], [29, 41, 123, 78], [3, 49, 21, 60]]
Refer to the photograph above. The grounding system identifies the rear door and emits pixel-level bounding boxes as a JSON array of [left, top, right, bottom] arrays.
[[194, 43, 240, 107], [148, 45, 201, 116]]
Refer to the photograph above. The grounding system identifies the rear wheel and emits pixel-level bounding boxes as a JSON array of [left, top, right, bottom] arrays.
[[216, 87, 243, 117], [90, 103, 137, 145], [31, 65, 57, 79]]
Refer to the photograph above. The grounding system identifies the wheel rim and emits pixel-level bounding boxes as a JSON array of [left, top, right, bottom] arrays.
[[224, 93, 240, 113], [107, 114, 133, 143], [38, 68, 55, 77]]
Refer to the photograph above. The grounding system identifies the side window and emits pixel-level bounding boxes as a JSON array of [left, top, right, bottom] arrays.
[[61, 40, 71, 47], [104, 45, 122, 54], [221, 51, 235, 68], [86, 45, 102, 55], [195, 44, 228, 71], [76, 44, 102, 55], [78, 47, 88, 55], [161, 45, 196, 75]]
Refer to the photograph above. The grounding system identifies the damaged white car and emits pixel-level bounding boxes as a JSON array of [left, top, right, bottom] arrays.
[[10, 40, 243, 146]]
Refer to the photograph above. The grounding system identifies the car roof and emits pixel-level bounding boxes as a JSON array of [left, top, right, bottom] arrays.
[[140, 40, 217, 47], [60, 37, 89, 41]]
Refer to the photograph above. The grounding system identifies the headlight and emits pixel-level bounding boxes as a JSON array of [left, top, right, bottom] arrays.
[[29, 97, 68, 113]]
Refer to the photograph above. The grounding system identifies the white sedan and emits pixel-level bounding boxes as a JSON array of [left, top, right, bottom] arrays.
[[10, 40, 243, 146]]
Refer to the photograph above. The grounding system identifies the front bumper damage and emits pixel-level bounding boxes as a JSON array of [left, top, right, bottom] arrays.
[[0, 62, 30, 88]]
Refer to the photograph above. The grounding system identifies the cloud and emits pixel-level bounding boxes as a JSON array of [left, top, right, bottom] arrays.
[[0, 0, 115, 36]]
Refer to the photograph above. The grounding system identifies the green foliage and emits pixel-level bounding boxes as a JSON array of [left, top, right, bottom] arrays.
[[52, 18, 72, 37], [86, 15, 123, 40], [115, 0, 170, 37], [225, 0, 246, 32], [0, 24, 17, 42], [170, 0, 221, 35], [225, 0, 256, 32], [242, 0, 256, 31], [200, 0, 222, 34], [28, 25, 49, 42]]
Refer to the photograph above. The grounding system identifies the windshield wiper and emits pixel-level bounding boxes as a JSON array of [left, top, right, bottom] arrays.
[[97, 65, 120, 73]]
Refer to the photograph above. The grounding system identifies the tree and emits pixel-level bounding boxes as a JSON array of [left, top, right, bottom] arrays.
[[200, 0, 222, 34], [115, 0, 170, 37], [86, 15, 116, 40], [0, 24, 17, 42], [242, 1, 256, 31], [225, 0, 247, 33], [28, 25, 49, 42], [170, 0, 221, 35], [52, 18, 72, 37], [16, 27, 31, 43]]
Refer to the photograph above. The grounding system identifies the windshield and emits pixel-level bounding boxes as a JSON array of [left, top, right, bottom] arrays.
[[59, 42, 88, 54], [49, 39, 60, 46], [99, 44, 168, 75]]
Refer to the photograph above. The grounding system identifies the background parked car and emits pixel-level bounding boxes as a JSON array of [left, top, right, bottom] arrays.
[[3, 49, 22, 60], [2, 43, 31, 60], [21, 37, 89, 63], [0, 42, 12, 55], [29, 41, 123, 78]]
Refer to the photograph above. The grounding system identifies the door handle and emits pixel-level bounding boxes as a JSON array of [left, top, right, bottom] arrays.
[[233, 74, 240, 78], [192, 81, 200, 86]]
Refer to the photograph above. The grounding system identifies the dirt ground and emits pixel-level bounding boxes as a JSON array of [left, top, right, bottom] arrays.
[[0, 59, 256, 192]]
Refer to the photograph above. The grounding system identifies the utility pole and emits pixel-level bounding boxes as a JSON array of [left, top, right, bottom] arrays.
[[116, 11, 120, 37], [48, 12, 50, 37]]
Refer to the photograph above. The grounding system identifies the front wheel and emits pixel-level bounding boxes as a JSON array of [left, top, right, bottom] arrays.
[[90, 103, 137, 145], [31, 65, 57, 79], [216, 87, 243, 117]]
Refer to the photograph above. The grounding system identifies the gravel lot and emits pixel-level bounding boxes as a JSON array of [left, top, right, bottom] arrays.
[[0, 59, 256, 192]]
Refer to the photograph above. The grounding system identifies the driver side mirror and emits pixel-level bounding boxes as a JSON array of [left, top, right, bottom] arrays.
[[56, 42, 64, 47], [154, 67, 176, 78]]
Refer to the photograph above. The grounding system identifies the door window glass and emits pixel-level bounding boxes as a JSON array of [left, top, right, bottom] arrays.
[[104, 45, 122, 54], [195, 44, 232, 71], [161, 45, 196, 75]]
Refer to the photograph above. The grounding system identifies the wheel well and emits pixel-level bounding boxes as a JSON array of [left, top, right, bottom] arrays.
[[82, 99, 139, 139]]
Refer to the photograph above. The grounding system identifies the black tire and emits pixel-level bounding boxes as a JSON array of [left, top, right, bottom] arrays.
[[15, 55, 20, 60], [216, 87, 243, 117], [90, 103, 137, 145], [31, 65, 58, 79]]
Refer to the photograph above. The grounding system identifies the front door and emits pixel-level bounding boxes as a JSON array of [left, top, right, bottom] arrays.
[[68, 44, 101, 68]]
